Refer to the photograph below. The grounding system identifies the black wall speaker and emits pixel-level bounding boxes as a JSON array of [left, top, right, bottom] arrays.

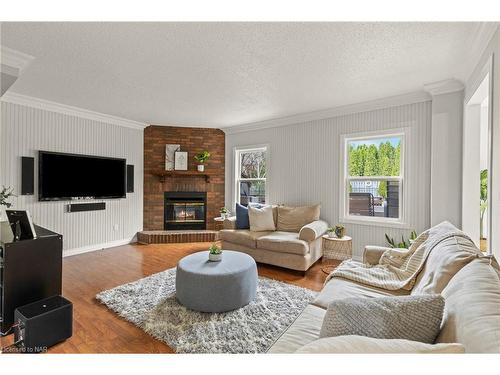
[[67, 202, 106, 212], [126, 164, 134, 193], [21, 156, 35, 195]]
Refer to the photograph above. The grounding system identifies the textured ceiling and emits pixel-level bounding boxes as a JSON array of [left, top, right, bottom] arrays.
[[0, 22, 479, 127]]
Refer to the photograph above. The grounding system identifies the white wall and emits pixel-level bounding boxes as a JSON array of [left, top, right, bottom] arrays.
[[225, 100, 432, 260], [0, 101, 144, 256], [429, 90, 464, 227], [464, 26, 500, 259]]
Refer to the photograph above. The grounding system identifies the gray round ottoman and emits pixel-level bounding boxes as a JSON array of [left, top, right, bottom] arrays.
[[175, 250, 258, 313]]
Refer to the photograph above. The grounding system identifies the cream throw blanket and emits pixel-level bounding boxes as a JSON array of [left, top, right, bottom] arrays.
[[326, 222, 475, 291]]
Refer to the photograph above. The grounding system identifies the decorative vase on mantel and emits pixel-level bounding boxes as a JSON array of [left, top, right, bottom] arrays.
[[194, 151, 210, 173]]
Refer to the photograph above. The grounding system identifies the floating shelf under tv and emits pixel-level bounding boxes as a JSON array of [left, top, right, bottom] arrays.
[[153, 170, 211, 183]]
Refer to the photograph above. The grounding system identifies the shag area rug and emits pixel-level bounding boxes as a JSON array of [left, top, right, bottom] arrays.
[[96, 267, 317, 353]]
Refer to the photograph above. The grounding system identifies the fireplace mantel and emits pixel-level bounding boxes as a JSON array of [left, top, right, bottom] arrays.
[[153, 170, 211, 183]]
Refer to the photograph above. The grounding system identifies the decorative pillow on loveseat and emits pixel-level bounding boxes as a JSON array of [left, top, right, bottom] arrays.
[[320, 294, 445, 344], [235, 203, 263, 229], [248, 205, 276, 232], [277, 204, 321, 232]]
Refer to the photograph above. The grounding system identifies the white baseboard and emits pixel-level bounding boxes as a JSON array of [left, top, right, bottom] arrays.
[[63, 235, 137, 257]]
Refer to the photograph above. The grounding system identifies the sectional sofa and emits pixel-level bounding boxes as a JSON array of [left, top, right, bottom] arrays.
[[268, 222, 500, 353]]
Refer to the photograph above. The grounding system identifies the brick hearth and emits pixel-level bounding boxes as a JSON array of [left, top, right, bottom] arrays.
[[137, 230, 219, 244], [143, 125, 225, 231]]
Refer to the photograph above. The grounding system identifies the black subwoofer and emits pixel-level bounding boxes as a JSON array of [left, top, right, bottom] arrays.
[[14, 295, 73, 353]]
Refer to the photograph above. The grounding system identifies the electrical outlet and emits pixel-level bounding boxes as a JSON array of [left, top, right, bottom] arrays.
[[113, 224, 119, 231]]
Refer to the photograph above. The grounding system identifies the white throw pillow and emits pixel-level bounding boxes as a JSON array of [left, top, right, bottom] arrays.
[[295, 335, 465, 353], [248, 205, 276, 232]]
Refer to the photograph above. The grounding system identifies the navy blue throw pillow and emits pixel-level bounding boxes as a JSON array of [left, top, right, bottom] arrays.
[[235, 203, 263, 229], [235, 203, 249, 229]]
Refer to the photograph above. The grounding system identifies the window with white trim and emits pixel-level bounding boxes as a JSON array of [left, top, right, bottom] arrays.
[[341, 132, 405, 225], [235, 146, 267, 206]]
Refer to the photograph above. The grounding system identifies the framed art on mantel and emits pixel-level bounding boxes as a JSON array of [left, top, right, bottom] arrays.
[[165, 144, 180, 170], [174, 151, 188, 170]]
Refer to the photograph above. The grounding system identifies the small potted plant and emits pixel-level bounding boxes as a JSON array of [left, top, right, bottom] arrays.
[[208, 243, 222, 262], [326, 227, 336, 238], [409, 230, 418, 245], [334, 224, 345, 238], [220, 207, 229, 219], [194, 151, 211, 172], [0, 185, 15, 222]]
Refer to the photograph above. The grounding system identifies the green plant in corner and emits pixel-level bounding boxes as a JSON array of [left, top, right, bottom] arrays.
[[194, 151, 211, 164], [385, 230, 418, 249], [480, 169, 488, 240], [0, 186, 16, 208], [208, 243, 222, 255]]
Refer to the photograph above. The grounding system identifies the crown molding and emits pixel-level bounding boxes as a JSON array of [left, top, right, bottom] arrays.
[[0, 46, 35, 72], [222, 90, 431, 135], [464, 22, 499, 75], [0, 92, 148, 130], [423, 79, 464, 97]]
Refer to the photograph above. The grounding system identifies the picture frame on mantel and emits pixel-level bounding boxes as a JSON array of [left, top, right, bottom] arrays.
[[165, 144, 180, 170], [174, 151, 188, 170]]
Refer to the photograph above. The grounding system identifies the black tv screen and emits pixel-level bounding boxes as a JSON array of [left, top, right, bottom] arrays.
[[38, 151, 126, 201]]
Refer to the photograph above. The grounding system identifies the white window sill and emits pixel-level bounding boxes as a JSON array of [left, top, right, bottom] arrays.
[[340, 217, 412, 229]]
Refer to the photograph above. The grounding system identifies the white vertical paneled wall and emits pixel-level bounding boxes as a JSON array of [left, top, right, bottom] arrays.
[[225, 101, 432, 260], [0, 102, 144, 255]]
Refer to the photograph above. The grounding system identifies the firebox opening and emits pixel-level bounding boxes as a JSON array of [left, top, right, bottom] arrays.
[[164, 191, 207, 230]]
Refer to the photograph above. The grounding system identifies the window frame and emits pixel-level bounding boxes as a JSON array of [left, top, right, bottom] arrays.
[[233, 145, 269, 207], [339, 129, 409, 228]]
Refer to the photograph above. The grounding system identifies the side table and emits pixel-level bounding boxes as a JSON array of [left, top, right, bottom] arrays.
[[321, 235, 352, 274]]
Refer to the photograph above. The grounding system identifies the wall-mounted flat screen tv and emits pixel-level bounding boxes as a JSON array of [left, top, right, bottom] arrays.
[[38, 151, 126, 201]]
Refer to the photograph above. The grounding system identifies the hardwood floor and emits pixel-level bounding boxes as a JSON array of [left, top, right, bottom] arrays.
[[1, 242, 335, 354]]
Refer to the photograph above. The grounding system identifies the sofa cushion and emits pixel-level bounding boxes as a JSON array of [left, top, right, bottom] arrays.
[[295, 336, 465, 353], [436, 257, 500, 352], [277, 204, 321, 232], [235, 203, 263, 229], [312, 275, 410, 310], [219, 229, 272, 249], [267, 305, 325, 353], [299, 220, 328, 242], [257, 231, 310, 256], [411, 234, 480, 295], [248, 205, 276, 232], [319, 294, 445, 344]]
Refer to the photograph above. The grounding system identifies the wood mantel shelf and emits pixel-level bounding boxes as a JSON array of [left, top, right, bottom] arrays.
[[153, 170, 211, 183]]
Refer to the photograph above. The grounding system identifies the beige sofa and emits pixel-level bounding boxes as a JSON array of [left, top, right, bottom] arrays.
[[219, 206, 328, 272], [269, 226, 500, 353]]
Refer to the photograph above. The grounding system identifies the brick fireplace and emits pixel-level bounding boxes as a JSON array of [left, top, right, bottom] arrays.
[[143, 125, 225, 231]]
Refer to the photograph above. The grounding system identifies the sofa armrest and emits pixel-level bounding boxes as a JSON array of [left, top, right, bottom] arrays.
[[362, 245, 392, 265], [299, 220, 329, 242], [223, 216, 237, 230]]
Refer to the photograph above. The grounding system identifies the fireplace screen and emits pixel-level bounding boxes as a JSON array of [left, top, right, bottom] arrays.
[[164, 192, 207, 230], [170, 202, 205, 223]]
